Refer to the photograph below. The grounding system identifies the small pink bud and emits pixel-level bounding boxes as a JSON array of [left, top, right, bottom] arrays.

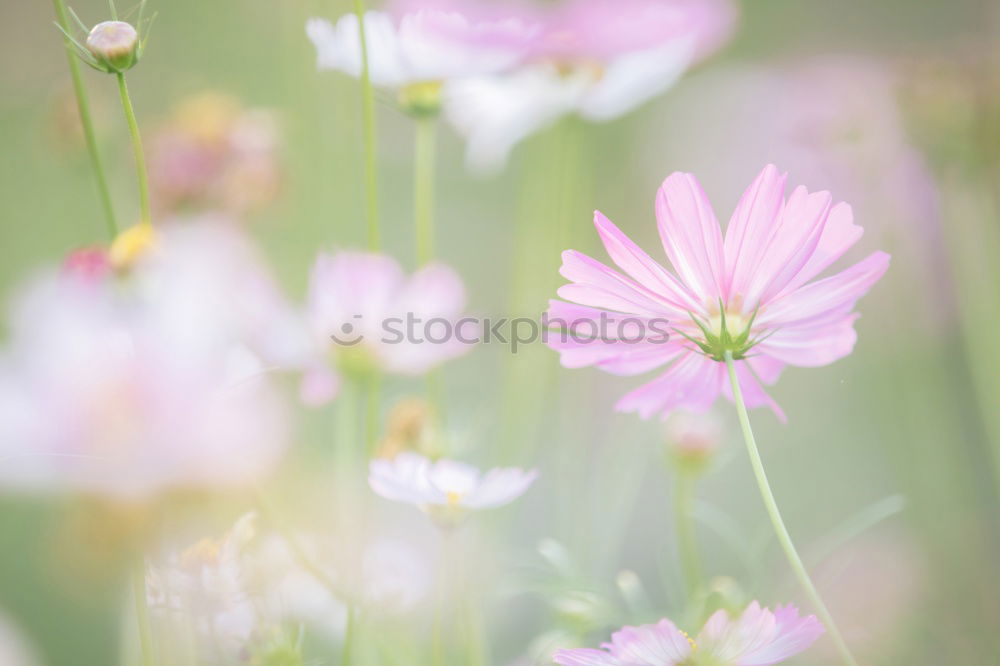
[[86, 21, 139, 73], [62, 246, 112, 285]]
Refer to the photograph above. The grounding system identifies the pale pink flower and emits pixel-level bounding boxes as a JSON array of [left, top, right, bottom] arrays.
[[0, 226, 293, 498], [665, 411, 722, 461], [369, 452, 537, 520], [546, 165, 890, 421], [301, 252, 471, 405], [554, 601, 823, 665], [444, 0, 736, 171]]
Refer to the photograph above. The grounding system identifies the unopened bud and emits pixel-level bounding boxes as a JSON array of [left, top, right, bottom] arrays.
[[86, 21, 139, 73], [665, 412, 722, 472], [397, 80, 443, 117]]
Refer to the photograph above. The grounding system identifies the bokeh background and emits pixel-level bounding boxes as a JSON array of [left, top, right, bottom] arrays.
[[0, 0, 998, 664]]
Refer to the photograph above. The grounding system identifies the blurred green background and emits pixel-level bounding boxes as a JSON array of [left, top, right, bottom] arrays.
[[0, 0, 997, 664]]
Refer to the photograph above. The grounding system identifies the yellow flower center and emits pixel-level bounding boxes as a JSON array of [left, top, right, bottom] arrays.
[[109, 223, 155, 271], [445, 490, 464, 506]]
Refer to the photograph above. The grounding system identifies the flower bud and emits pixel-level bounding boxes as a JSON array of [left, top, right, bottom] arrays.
[[397, 81, 444, 118], [86, 21, 139, 73], [665, 412, 722, 472]]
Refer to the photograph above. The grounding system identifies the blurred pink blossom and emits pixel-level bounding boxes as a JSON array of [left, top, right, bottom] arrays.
[[553, 601, 823, 665], [0, 223, 294, 498], [301, 251, 471, 405], [547, 165, 890, 421], [148, 93, 281, 218], [443, 0, 736, 171]]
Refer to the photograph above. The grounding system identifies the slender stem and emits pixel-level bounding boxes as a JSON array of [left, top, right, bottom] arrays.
[[673, 468, 703, 604], [723, 351, 859, 666], [131, 557, 156, 666], [365, 372, 381, 458], [353, 0, 380, 249], [116, 72, 151, 225], [52, 0, 118, 237], [414, 116, 437, 265], [342, 605, 357, 666]]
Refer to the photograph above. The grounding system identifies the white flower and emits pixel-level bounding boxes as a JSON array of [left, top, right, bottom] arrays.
[[369, 452, 537, 519], [306, 10, 530, 89]]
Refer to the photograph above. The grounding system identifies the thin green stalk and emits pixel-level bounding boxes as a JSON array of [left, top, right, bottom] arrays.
[[342, 605, 357, 666], [365, 372, 381, 458], [52, 0, 118, 237], [414, 116, 437, 265], [353, 0, 380, 249], [673, 468, 703, 604], [132, 557, 156, 666], [723, 351, 859, 666], [116, 72, 151, 225]]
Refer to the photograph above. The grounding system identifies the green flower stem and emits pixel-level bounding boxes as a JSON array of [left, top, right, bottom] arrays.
[[353, 0, 380, 250], [365, 372, 381, 458], [673, 467, 703, 604], [723, 351, 859, 666], [131, 556, 157, 666], [52, 0, 118, 237], [115, 72, 151, 225], [414, 116, 437, 265], [341, 605, 358, 666]]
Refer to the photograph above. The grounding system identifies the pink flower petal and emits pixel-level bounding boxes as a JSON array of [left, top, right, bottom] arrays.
[[749, 186, 833, 305], [655, 172, 725, 301], [757, 251, 890, 328], [594, 210, 703, 315], [558, 250, 681, 317], [615, 352, 724, 419], [738, 604, 824, 666], [773, 201, 863, 298], [605, 618, 693, 664], [724, 165, 787, 300], [553, 648, 622, 666], [757, 313, 860, 367]]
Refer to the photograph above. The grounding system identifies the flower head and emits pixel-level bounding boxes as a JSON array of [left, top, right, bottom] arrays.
[[553, 601, 824, 665], [444, 0, 736, 171], [0, 223, 294, 498], [306, 6, 531, 115], [301, 251, 471, 405], [369, 452, 537, 525], [86, 20, 139, 72], [546, 165, 890, 422]]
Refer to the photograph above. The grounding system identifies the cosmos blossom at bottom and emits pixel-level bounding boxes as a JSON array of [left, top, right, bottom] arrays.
[[554, 602, 823, 665]]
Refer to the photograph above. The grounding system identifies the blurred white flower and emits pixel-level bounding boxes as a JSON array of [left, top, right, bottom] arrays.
[[306, 6, 532, 112], [146, 513, 260, 655], [369, 452, 537, 524], [0, 610, 39, 666]]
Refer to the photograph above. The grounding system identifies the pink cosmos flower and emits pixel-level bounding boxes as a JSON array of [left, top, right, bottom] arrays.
[[444, 0, 735, 171], [553, 601, 823, 665], [546, 165, 890, 421], [0, 225, 293, 498], [301, 252, 471, 405], [369, 452, 537, 522]]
